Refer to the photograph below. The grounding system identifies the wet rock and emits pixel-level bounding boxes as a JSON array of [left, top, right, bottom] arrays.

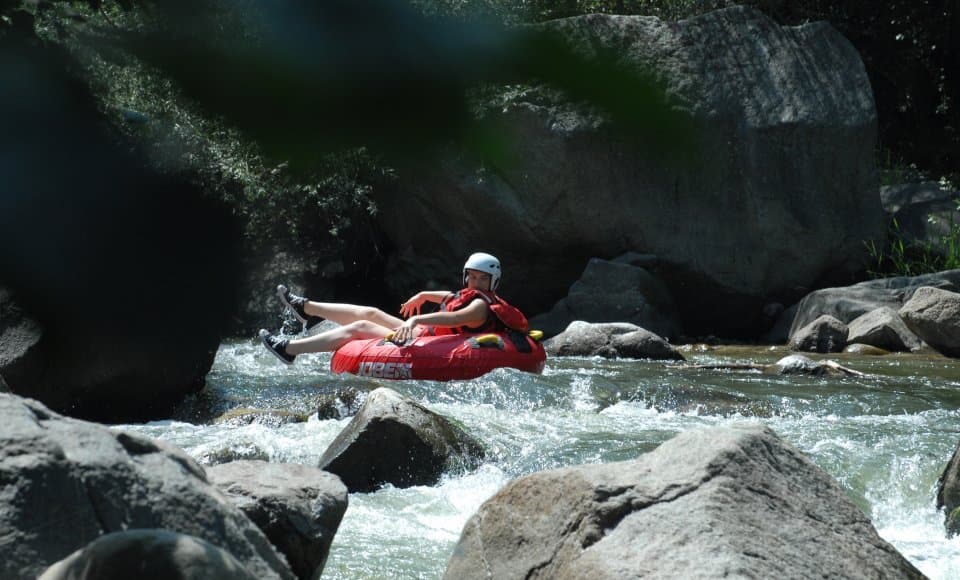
[[529, 257, 682, 340], [208, 460, 348, 580], [213, 407, 308, 428], [38, 530, 258, 580], [843, 343, 891, 356], [899, 286, 960, 357], [765, 354, 864, 377], [316, 386, 364, 420], [197, 443, 270, 467], [544, 321, 684, 360], [937, 440, 960, 537], [444, 424, 923, 580], [640, 384, 774, 418], [788, 315, 848, 353], [0, 393, 294, 580], [779, 270, 960, 340], [846, 307, 921, 352], [318, 388, 484, 493]]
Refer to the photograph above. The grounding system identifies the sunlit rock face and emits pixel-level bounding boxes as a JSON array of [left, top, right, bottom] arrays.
[[377, 6, 881, 337]]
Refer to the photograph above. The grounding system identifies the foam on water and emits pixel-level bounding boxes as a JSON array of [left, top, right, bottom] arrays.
[[115, 340, 960, 579]]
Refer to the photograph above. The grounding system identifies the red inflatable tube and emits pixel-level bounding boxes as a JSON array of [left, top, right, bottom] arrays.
[[330, 332, 546, 381]]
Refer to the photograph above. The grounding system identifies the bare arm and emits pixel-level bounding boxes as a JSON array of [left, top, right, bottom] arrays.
[[400, 290, 455, 318], [393, 299, 488, 342]]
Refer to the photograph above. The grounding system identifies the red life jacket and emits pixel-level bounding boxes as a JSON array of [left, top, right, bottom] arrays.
[[432, 289, 529, 335]]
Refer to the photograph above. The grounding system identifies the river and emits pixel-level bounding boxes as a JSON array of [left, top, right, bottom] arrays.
[[118, 340, 960, 579]]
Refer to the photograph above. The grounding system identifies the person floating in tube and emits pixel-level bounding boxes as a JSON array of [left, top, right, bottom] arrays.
[[259, 252, 529, 365]]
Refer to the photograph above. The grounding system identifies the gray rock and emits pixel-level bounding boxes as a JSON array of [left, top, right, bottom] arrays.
[[781, 270, 960, 340], [528, 257, 683, 339], [544, 321, 684, 360], [198, 443, 270, 467], [444, 424, 922, 580], [318, 388, 485, 493], [765, 354, 864, 377], [899, 286, 960, 357], [208, 461, 349, 580], [0, 289, 219, 423], [0, 393, 294, 580], [375, 6, 882, 337], [843, 343, 891, 356], [762, 301, 799, 344], [213, 408, 308, 428], [846, 307, 921, 352], [788, 315, 849, 353], [881, 182, 960, 254], [937, 440, 960, 537], [881, 182, 955, 214], [38, 530, 258, 580]]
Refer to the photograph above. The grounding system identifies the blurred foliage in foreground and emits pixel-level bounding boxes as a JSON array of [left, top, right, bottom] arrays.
[[7, 0, 955, 276], [14, 0, 692, 257]]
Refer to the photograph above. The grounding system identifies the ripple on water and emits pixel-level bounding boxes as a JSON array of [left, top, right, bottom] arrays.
[[128, 340, 960, 580]]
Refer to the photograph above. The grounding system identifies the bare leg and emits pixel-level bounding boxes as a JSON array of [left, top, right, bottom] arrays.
[[286, 320, 394, 355], [303, 302, 403, 329]]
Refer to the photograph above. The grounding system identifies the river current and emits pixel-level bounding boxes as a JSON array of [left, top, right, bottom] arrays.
[[118, 339, 960, 579]]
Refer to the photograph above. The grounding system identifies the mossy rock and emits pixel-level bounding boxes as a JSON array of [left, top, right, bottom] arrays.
[[843, 343, 890, 356], [213, 407, 308, 427]]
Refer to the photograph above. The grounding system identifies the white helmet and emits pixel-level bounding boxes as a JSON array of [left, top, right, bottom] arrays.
[[463, 252, 501, 290]]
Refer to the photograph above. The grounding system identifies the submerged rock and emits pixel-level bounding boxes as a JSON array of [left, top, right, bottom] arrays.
[[318, 388, 485, 493], [0, 393, 293, 580], [444, 424, 923, 579], [39, 530, 258, 580], [213, 407, 308, 427], [544, 321, 684, 360], [766, 354, 865, 377], [315, 386, 364, 420], [208, 460, 348, 580], [899, 286, 960, 357], [788, 315, 848, 353], [197, 443, 270, 466], [843, 343, 891, 356]]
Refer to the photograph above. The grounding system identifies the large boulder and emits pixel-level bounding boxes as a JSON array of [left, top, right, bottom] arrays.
[[937, 441, 960, 537], [846, 307, 921, 351], [528, 257, 683, 339], [899, 286, 960, 357], [0, 32, 242, 423], [787, 315, 848, 353], [0, 289, 221, 422], [444, 423, 922, 579], [0, 393, 294, 580], [39, 530, 258, 580], [208, 460, 349, 580], [778, 270, 960, 343], [374, 6, 882, 337], [544, 321, 684, 360], [318, 387, 485, 493]]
